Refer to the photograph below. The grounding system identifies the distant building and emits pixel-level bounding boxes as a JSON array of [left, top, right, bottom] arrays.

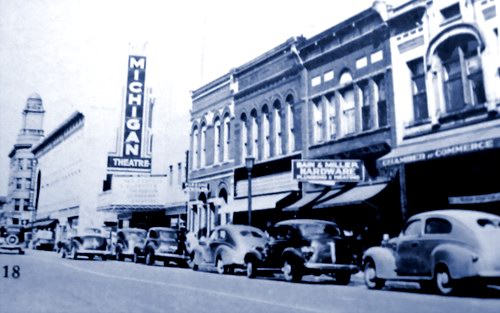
[[3, 93, 45, 233]]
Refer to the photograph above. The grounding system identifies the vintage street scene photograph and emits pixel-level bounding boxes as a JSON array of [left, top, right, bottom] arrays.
[[0, 0, 499, 312]]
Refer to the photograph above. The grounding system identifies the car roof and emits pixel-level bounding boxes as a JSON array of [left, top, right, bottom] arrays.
[[149, 227, 176, 231], [411, 209, 500, 228], [215, 224, 265, 235], [275, 219, 338, 227]]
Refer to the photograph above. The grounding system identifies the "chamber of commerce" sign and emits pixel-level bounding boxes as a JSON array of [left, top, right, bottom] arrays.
[[292, 159, 363, 183], [108, 54, 152, 172]]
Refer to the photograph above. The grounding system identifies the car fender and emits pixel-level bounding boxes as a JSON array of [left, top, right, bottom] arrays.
[[363, 247, 397, 279], [244, 250, 264, 264], [431, 244, 476, 279], [282, 248, 304, 264], [215, 245, 236, 264]]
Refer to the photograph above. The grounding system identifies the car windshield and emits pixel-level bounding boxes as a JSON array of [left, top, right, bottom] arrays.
[[158, 230, 177, 240], [299, 223, 341, 237], [125, 230, 146, 238], [240, 230, 264, 238]]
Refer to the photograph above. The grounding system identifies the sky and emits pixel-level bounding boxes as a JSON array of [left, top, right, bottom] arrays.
[[0, 0, 388, 196]]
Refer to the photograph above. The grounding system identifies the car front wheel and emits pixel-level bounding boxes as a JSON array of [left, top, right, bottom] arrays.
[[145, 250, 155, 266], [435, 265, 455, 295], [246, 260, 257, 279], [70, 246, 78, 260], [364, 259, 385, 289], [133, 253, 141, 264], [282, 260, 302, 282], [216, 256, 225, 275]]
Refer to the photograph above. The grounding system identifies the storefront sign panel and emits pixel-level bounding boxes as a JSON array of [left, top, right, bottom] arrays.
[[292, 159, 363, 182], [449, 192, 500, 204], [182, 182, 209, 192], [381, 138, 500, 167], [111, 176, 168, 206]]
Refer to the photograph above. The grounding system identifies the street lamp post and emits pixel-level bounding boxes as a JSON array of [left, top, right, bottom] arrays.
[[245, 157, 255, 226]]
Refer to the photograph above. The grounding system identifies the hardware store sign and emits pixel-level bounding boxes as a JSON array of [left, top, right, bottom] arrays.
[[292, 160, 363, 182]]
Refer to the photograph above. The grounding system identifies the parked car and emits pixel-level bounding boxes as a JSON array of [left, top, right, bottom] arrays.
[[113, 228, 146, 261], [253, 219, 359, 283], [362, 209, 500, 295], [190, 224, 267, 274], [0, 225, 26, 254], [59, 228, 110, 260], [32, 229, 55, 251], [134, 227, 189, 267]]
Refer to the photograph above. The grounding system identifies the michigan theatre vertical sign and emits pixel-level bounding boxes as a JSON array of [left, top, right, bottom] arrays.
[[108, 55, 152, 172]]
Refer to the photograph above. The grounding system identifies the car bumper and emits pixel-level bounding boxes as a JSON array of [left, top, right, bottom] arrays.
[[155, 252, 189, 261], [76, 249, 110, 256], [304, 262, 359, 274]]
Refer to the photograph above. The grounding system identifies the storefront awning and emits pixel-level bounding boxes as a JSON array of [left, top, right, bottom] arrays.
[[378, 123, 500, 168], [313, 183, 388, 209], [97, 204, 166, 212], [32, 218, 58, 228], [283, 191, 324, 212], [165, 203, 187, 216], [221, 192, 291, 214]]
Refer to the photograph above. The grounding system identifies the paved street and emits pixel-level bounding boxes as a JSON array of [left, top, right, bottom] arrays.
[[1, 250, 499, 313]]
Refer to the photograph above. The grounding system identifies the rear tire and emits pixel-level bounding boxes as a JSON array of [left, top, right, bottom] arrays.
[[246, 260, 257, 279], [364, 259, 385, 289], [116, 247, 124, 261], [145, 250, 155, 266], [216, 256, 225, 275], [70, 246, 78, 260], [435, 265, 455, 295], [133, 252, 141, 264]]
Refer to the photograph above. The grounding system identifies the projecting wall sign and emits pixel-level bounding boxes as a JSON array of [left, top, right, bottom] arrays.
[[107, 54, 152, 172]]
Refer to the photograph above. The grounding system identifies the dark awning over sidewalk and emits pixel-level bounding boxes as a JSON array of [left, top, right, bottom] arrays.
[[313, 183, 388, 209], [32, 218, 57, 228]]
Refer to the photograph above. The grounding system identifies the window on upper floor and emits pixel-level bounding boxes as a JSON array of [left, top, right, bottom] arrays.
[[340, 88, 355, 136], [438, 36, 486, 113], [408, 58, 429, 122], [240, 114, 249, 162], [286, 95, 296, 153], [192, 127, 199, 169], [223, 115, 231, 162], [200, 123, 207, 167], [18, 159, 24, 170], [16, 178, 22, 189], [23, 199, 30, 211], [375, 75, 388, 127], [273, 101, 283, 157], [312, 98, 323, 143], [14, 199, 20, 211], [214, 118, 221, 164], [360, 82, 373, 131], [251, 111, 259, 159], [262, 106, 271, 159], [25, 178, 31, 190], [441, 3, 461, 22], [12, 218, 19, 225], [327, 95, 336, 140]]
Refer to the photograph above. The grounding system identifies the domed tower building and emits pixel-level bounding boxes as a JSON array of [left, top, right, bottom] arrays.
[[4, 93, 45, 231]]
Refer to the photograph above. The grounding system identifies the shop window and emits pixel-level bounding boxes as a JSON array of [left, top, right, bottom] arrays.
[[312, 98, 323, 142], [408, 58, 428, 121], [439, 37, 486, 113]]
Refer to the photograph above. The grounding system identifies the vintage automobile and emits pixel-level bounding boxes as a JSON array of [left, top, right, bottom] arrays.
[[113, 228, 146, 261], [0, 225, 26, 254], [134, 227, 189, 267], [362, 210, 500, 295], [252, 219, 359, 283], [190, 224, 267, 275], [59, 228, 110, 260], [32, 229, 55, 251]]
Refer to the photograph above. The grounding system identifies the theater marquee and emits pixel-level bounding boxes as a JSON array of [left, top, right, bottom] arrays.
[[107, 54, 152, 172]]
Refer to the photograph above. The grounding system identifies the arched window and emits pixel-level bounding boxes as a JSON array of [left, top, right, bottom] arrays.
[[327, 95, 336, 139], [213, 117, 221, 164], [223, 114, 231, 161], [251, 109, 259, 159], [192, 127, 199, 169], [286, 95, 295, 153], [438, 36, 485, 112], [339, 71, 355, 136], [273, 100, 282, 156], [312, 98, 323, 143], [240, 113, 248, 162], [200, 123, 207, 167], [262, 105, 271, 159]]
